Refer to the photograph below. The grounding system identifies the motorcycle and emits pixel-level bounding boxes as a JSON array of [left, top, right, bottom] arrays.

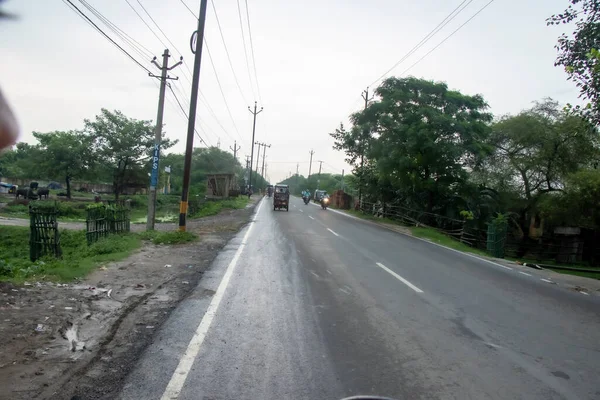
[[303, 195, 310, 205], [321, 196, 330, 210]]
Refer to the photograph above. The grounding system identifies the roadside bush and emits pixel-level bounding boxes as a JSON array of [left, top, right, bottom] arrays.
[[0, 226, 141, 281], [138, 230, 197, 245]]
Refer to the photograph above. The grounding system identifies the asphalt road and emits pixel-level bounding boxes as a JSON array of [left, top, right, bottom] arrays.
[[118, 196, 600, 400]]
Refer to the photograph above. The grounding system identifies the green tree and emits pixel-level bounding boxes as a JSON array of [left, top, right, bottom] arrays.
[[33, 131, 92, 198], [85, 109, 176, 199], [337, 77, 493, 212], [547, 0, 600, 123], [481, 99, 599, 242], [486, 99, 597, 205], [0, 142, 43, 179]]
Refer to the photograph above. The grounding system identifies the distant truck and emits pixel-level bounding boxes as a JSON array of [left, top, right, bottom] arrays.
[[314, 190, 327, 203]]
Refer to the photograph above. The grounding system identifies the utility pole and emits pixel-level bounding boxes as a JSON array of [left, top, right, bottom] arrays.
[[255, 141, 261, 174], [295, 163, 299, 193], [217, 138, 221, 148], [317, 160, 323, 190], [256, 142, 271, 179], [229, 140, 241, 161], [147, 48, 182, 231], [308, 149, 315, 179], [341, 168, 345, 191], [358, 87, 374, 207], [248, 102, 263, 192], [244, 155, 251, 189], [179, 0, 209, 232]]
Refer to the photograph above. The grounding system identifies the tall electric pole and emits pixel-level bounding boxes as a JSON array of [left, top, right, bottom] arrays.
[[341, 168, 345, 191], [248, 102, 263, 192], [295, 163, 299, 193], [230, 140, 241, 161], [308, 149, 315, 179], [316, 160, 323, 190], [244, 155, 251, 188], [147, 49, 182, 231], [255, 141, 261, 174], [256, 142, 271, 179], [179, 0, 209, 232], [358, 87, 374, 207]]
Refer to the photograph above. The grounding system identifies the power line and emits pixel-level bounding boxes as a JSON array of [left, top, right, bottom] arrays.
[[167, 83, 210, 146], [204, 39, 245, 143], [136, 0, 196, 87], [79, 0, 154, 60], [399, 0, 495, 77], [176, 2, 246, 149], [236, 0, 256, 100], [136, 0, 184, 58], [370, 0, 473, 86], [123, 0, 169, 51], [243, 0, 262, 103], [63, 0, 151, 73], [178, 0, 196, 18], [210, 0, 249, 104]]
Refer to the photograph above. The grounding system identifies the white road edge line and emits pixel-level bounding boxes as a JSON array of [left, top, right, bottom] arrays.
[[309, 216, 314, 220], [327, 228, 339, 237], [306, 200, 515, 272], [579, 291, 590, 295], [541, 278, 553, 283], [160, 199, 265, 400], [376, 262, 423, 293], [519, 271, 532, 276]]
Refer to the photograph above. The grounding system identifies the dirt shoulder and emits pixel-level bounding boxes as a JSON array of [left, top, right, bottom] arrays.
[[0, 197, 260, 400]]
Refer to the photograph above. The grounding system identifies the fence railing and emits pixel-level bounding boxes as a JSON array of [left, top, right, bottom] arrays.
[[86, 204, 130, 245], [29, 203, 61, 261]]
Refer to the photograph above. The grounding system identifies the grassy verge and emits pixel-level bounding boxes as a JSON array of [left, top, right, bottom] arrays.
[[0, 226, 141, 283], [138, 230, 197, 245], [345, 209, 408, 227], [553, 269, 600, 280], [410, 226, 490, 257], [191, 197, 250, 218]]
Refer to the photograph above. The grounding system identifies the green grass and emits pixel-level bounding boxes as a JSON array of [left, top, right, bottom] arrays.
[[138, 230, 197, 245], [191, 197, 250, 218], [345, 209, 407, 227], [0, 226, 141, 282], [552, 269, 600, 280], [0, 200, 91, 221], [411, 226, 490, 257]]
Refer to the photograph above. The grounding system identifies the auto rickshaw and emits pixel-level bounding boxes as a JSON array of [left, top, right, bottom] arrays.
[[273, 184, 289, 211]]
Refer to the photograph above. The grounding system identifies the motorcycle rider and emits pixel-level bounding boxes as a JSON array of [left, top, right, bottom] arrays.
[[302, 189, 310, 199]]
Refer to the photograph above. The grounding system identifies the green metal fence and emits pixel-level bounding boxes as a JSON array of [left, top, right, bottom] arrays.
[[29, 203, 61, 261], [86, 204, 130, 245]]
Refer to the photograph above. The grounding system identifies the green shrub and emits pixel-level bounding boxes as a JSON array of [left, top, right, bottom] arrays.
[[138, 230, 197, 245], [0, 226, 141, 282]]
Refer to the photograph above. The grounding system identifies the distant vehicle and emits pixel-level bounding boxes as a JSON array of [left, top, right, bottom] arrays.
[[314, 189, 327, 203], [266, 185, 273, 197], [273, 184, 289, 211]]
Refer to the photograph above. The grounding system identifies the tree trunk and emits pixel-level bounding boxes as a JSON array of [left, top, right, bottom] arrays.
[[66, 175, 71, 199]]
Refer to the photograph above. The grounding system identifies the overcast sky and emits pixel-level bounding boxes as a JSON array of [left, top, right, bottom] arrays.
[[0, 0, 581, 184]]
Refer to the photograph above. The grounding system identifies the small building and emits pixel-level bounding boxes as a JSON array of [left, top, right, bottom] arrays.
[[206, 173, 236, 199], [331, 189, 352, 210]]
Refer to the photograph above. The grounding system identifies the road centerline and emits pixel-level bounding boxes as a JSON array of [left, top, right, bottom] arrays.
[[376, 262, 424, 293], [327, 228, 339, 237], [309, 216, 314, 220]]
